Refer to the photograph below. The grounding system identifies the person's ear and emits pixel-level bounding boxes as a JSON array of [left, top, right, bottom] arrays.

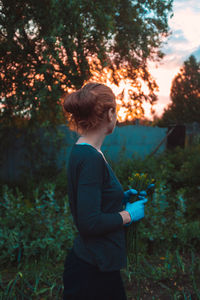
[[107, 108, 114, 122]]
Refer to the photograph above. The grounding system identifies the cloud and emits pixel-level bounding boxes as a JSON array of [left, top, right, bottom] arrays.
[[170, 9, 200, 48], [174, 0, 200, 12], [147, 0, 200, 119], [158, 0, 200, 69], [145, 0, 200, 118]]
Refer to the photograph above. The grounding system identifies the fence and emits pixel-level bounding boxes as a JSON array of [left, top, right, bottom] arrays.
[[0, 124, 168, 183]]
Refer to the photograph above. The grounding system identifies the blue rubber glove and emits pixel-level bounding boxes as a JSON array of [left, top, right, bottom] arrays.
[[124, 197, 148, 226], [139, 190, 147, 197], [147, 183, 155, 191], [122, 189, 138, 205]]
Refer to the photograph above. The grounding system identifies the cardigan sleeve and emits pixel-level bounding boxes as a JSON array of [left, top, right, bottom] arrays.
[[76, 151, 123, 237]]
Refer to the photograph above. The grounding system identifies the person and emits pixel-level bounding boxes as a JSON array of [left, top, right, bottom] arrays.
[[62, 82, 148, 300]]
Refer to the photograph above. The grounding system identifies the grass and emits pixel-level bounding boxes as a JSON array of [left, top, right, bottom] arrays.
[[1, 247, 200, 299], [0, 260, 64, 299], [122, 247, 200, 300]]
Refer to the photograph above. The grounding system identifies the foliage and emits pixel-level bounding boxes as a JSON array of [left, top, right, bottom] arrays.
[[127, 172, 155, 196], [157, 55, 200, 126], [123, 248, 200, 299], [0, 0, 173, 125], [0, 265, 64, 299], [125, 172, 155, 269], [1, 143, 200, 298], [155, 145, 200, 221], [112, 144, 200, 222], [0, 183, 77, 267]]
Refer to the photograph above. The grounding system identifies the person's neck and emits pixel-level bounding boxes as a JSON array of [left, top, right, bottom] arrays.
[[77, 133, 105, 151]]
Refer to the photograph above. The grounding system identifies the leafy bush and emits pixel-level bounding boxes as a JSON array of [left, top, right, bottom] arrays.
[[0, 183, 76, 268], [109, 144, 200, 259], [139, 182, 200, 252], [112, 144, 200, 222], [1, 144, 200, 299]]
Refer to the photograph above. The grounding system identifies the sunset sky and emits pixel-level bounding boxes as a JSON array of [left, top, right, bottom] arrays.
[[145, 0, 200, 119]]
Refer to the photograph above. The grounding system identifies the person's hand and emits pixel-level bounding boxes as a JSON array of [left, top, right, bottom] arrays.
[[122, 189, 138, 205], [138, 190, 147, 197], [124, 197, 148, 226]]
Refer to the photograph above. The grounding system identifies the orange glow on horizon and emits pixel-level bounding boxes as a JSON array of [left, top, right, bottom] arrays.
[[1, 56, 160, 122]]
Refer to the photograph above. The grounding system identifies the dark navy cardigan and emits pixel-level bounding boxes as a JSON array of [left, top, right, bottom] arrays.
[[67, 143, 127, 271]]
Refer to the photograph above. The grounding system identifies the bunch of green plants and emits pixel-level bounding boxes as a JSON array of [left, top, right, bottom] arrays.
[[127, 178, 199, 254], [113, 144, 200, 222], [0, 265, 64, 299], [0, 183, 76, 267], [0, 183, 77, 298], [122, 177, 200, 296], [125, 172, 155, 270], [155, 145, 200, 221], [1, 143, 200, 298], [122, 247, 200, 299], [110, 144, 200, 287]]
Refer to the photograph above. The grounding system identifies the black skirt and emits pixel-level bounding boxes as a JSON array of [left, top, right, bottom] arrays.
[[63, 248, 127, 300]]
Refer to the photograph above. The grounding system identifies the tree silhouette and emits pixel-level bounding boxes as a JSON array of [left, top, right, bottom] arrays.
[[0, 0, 173, 126], [158, 55, 200, 126]]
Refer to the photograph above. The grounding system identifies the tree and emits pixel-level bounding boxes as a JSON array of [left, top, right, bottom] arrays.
[[158, 55, 200, 126], [0, 0, 173, 126]]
